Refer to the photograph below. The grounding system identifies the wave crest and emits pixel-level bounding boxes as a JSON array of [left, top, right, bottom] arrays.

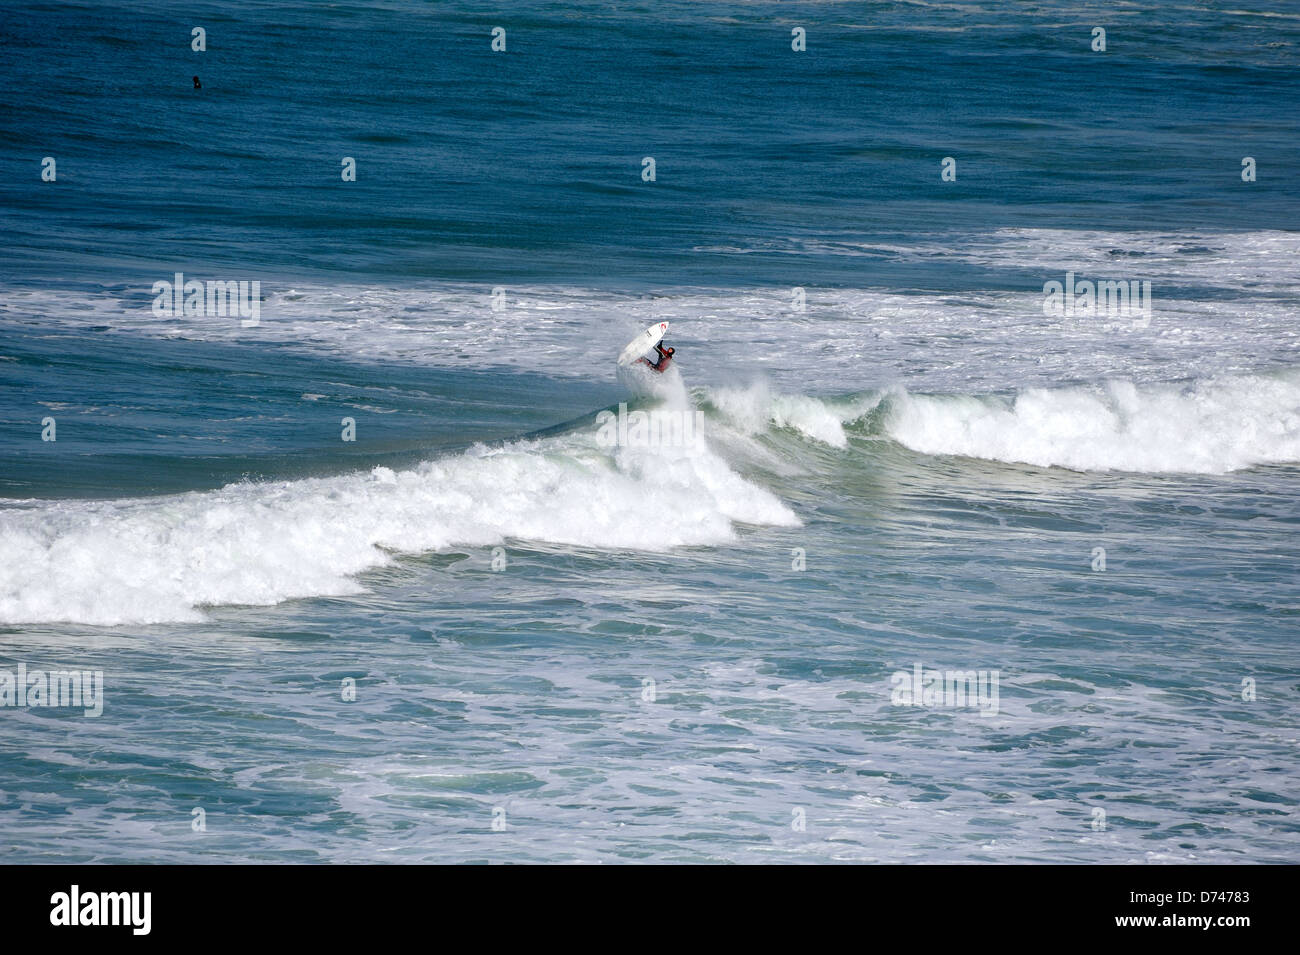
[[0, 427, 797, 626], [881, 372, 1300, 474]]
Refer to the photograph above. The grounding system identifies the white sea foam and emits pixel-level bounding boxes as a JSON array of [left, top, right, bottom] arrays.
[[882, 371, 1300, 473], [4, 229, 1297, 396], [0, 424, 798, 626], [696, 229, 1300, 293], [705, 382, 859, 448]]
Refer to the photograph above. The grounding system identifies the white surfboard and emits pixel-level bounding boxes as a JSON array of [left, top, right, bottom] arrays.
[[617, 321, 669, 366]]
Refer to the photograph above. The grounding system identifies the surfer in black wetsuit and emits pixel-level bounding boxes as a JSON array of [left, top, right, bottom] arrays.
[[638, 342, 674, 372]]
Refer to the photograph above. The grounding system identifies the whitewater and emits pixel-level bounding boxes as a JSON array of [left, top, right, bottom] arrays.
[[5, 362, 1298, 626]]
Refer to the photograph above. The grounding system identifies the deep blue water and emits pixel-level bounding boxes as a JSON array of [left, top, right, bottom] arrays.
[[3, 0, 1298, 287]]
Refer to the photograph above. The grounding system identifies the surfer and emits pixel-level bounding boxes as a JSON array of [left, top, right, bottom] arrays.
[[638, 342, 675, 373]]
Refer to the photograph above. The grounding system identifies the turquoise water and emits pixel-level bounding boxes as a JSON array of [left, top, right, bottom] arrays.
[[1, 1, 1298, 862]]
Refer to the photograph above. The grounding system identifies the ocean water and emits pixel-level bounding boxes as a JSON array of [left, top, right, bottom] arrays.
[[1, 0, 1298, 863]]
